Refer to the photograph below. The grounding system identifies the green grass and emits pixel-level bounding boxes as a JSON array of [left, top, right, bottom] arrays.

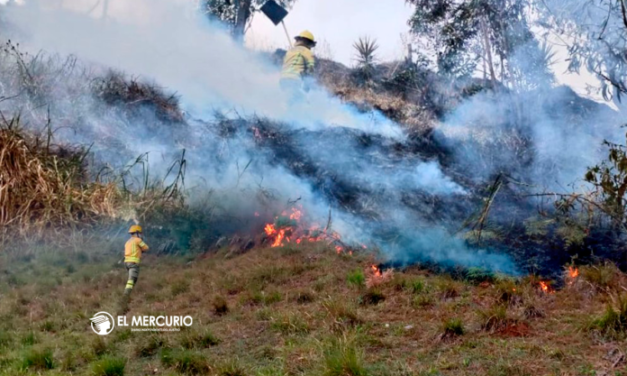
[[180, 328, 220, 349], [590, 295, 627, 339], [411, 279, 425, 294], [160, 348, 209, 375], [0, 242, 624, 375], [271, 312, 310, 335], [443, 318, 464, 337], [359, 289, 385, 305], [323, 338, 369, 376], [347, 269, 365, 288], [21, 346, 55, 371], [90, 356, 126, 376]]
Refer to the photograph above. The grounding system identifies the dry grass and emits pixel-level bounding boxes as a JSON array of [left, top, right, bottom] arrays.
[[0, 119, 120, 236], [0, 241, 625, 375]]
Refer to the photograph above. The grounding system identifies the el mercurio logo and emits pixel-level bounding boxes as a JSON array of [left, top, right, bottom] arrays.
[[90, 311, 193, 335], [90, 311, 115, 336]]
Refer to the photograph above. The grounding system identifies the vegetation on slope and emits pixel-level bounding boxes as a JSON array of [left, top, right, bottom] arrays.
[[0, 242, 626, 375]]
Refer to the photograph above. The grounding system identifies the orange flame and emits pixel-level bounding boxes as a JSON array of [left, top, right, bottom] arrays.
[[264, 224, 276, 236], [371, 265, 382, 277], [568, 266, 579, 279], [272, 229, 286, 247], [539, 281, 549, 293]]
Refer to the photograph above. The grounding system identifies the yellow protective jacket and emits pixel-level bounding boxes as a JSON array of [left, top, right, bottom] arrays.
[[124, 237, 149, 264], [281, 45, 315, 81]]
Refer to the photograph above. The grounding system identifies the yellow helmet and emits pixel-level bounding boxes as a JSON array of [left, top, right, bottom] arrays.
[[129, 225, 142, 234], [297, 30, 316, 44]]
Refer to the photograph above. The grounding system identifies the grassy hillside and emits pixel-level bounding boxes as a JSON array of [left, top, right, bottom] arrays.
[[0, 242, 625, 376]]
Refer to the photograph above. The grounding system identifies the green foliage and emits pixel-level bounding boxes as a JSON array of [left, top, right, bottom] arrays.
[[203, 0, 295, 37], [21, 347, 55, 371], [406, 0, 550, 86], [465, 267, 495, 284], [90, 356, 126, 376], [347, 269, 366, 288], [585, 137, 627, 230], [352, 36, 379, 83], [21, 331, 37, 346]]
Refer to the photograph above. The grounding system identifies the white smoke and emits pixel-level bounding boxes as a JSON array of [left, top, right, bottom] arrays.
[[0, 0, 523, 273], [4, 0, 403, 138]]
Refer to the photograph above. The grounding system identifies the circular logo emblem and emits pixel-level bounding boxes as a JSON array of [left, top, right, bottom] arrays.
[[90, 311, 115, 335]]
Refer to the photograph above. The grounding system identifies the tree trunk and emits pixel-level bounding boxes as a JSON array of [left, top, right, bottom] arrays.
[[233, 0, 253, 41], [479, 16, 496, 87]]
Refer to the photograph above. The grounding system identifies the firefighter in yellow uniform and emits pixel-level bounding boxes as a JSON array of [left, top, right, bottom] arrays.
[[124, 225, 149, 296], [280, 30, 316, 101]]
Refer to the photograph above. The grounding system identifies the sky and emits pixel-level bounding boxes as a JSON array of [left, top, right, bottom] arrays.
[[245, 0, 602, 102], [0, 0, 605, 103], [245, 0, 415, 66]]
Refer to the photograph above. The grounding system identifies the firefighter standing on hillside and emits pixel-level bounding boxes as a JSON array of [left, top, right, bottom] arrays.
[[123, 225, 149, 297], [280, 30, 317, 101]]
